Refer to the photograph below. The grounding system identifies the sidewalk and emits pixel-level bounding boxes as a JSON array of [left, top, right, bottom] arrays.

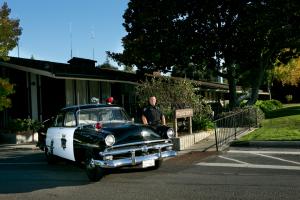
[[178, 134, 300, 155], [231, 140, 300, 148], [0, 143, 40, 151], [178, 134, 217, 155]]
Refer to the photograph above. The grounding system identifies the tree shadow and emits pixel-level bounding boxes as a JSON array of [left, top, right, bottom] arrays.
[[265, 106, 300, 119]]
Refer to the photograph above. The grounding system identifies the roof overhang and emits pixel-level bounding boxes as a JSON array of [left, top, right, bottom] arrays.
[[0, 61, 54, 77], [0, 61, 140, 85]]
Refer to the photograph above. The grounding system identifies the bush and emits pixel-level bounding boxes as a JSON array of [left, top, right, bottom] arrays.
[[0, 78, 15, 111], [136, 76, 213, 128], [285, 95, 293, 103], [7, 118, 43, 133], [192, 114, 215, 131], [255, 99, 283, 113], [216, 106, 265, 128]]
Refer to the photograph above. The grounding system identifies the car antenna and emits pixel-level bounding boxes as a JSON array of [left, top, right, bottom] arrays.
[[77, 91, 80, 125]]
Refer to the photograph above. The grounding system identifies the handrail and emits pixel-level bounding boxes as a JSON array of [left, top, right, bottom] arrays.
[[213, 108, 257, 151]]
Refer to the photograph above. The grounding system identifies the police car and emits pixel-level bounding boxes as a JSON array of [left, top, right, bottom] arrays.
[[40, 104, 177, 181]]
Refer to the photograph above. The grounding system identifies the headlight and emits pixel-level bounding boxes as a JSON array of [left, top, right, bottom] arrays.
[[105, 134, 115, 146], [166, 128, 175, 138]]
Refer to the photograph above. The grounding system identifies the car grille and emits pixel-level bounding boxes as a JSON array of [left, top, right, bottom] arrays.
[[99, 139, 173, 160]]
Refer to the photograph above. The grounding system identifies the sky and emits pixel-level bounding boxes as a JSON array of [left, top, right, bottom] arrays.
[[2, 0, 129, 68]]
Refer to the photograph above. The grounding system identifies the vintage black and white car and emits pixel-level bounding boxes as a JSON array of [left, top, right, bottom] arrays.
[[40, 104, 177, 181]]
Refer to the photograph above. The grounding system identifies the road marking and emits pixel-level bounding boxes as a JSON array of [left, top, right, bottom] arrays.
[[252, 153, 300, 165], [218, 155, 249, 164], [196, 162, 300, 170], [229, 150, 300, 155]]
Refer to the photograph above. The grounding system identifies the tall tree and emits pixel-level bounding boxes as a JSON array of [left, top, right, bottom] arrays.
[[0, 2, 22, 61], [97, 56, 118, 70], [123, 65, 134, 72], [0, 2, 21, 110], [273, 57, 300, 86], [0, 78, 14, 111], [236, 0, 300, 105], [108, 0, 183, 73], [109, 0, 300, 108]]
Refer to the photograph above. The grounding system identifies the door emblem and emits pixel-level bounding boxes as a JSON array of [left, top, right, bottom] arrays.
[[50, 139, 54, 154]]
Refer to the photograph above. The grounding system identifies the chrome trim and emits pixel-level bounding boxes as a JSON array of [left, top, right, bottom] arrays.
[[131, 151, 136, 165], [94, 139, 176, 168], [93, 150, 177, 168], [106, 139, 171, 150], [99, 143, 173, 156]]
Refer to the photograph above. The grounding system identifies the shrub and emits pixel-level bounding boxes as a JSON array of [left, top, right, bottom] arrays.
[[7, 118, 43, 133], [192, 114, 215, 131], [285, 95, 293, 103], [136, 76, 213, 128], [216, 106, 265, 128], [0, 78, 15, 111], [255, 99, 283, 113]]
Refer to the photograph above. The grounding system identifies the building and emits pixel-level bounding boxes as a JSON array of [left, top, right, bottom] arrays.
[[0, 57, 138, 128], [0, 56, 270, 129]]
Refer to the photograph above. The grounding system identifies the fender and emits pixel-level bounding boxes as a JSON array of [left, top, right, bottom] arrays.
[[46, 127, 77, 161]]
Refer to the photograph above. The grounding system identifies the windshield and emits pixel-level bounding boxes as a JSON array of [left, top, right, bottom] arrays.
[[76, 107, 130, 125]]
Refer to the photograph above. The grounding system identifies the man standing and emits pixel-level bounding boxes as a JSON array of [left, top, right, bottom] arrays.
[[142, 96, 166, 126]]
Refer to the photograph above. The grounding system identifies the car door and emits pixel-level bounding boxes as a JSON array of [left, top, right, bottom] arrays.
[[46, 112, 76, 161]]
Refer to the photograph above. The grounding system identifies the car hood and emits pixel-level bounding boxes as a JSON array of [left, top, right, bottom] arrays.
[[101, 122, 162, 145]]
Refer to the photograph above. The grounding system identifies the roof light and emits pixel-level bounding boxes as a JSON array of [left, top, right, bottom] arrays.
[[95, 122, 102, 131]]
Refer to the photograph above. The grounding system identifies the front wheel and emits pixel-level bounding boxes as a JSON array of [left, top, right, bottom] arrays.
[[85, 151, 105, 181]]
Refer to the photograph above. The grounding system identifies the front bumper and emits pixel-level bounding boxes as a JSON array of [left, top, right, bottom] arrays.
[[91, 140, 177, 168]]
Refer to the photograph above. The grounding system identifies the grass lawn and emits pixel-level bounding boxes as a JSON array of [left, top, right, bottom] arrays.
[[239, 104, 300, 141]]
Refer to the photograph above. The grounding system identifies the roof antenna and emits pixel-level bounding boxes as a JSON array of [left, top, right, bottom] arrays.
[[69, 22, 73, 58], [91, 26, 95, 60], [77, 91, 81, 126], [17, 40, 20, 57]]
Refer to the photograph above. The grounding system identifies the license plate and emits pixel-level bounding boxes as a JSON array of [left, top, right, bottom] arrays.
[[142, 159, 155, 168]]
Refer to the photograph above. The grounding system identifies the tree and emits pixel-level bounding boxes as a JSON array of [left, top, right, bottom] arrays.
[[123, 65, 134, 72], [136, 76, 212, 125], [235, 1, 300, 105], [108, 0, 183, 73], [171, 63, 215, 82], [110, 0, 300, 108], [0, 2, 22, 61], [273, 57, 300, 86], [0, 2, 21, 111], [97, 57, 118, 70], [0, 78, 14, 111]]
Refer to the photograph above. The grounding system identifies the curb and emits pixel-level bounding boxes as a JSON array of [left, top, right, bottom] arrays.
[[0, 143, 40, 151], [230, 141, 300, 148]]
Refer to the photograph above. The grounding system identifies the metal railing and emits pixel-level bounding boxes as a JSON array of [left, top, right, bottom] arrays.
[[214, 108, 258, 151]]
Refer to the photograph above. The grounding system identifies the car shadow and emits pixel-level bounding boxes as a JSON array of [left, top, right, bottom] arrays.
[[107, 165, 157, 175], [0, 149, 170, 194]]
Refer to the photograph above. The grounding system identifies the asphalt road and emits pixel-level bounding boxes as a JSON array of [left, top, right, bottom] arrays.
[[0, 147, 300, 200]]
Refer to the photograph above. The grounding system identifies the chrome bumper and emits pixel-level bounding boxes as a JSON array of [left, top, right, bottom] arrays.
[[92, 140, 177, 168]]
